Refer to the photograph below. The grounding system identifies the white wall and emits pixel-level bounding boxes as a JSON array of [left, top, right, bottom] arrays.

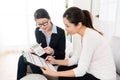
[[0, 0, 66, 53], [115, 0, 120, 37], [99, 0, 118, 40], [73, 0, 91, 11], [72, 0, 119, 41], [0, 0, 29, 52]]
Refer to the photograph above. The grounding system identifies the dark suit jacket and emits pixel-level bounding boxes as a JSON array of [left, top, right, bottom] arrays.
[[35, 26, 66, 59]]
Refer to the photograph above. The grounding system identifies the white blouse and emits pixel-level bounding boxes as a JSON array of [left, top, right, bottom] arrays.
[[68, 28, 116, 80]]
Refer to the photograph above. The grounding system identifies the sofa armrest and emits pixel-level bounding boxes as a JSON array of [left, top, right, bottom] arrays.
[[116, 73, 120, 80]]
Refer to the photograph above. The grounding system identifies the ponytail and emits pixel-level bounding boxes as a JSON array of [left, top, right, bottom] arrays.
[[83, 10, 103, 35]]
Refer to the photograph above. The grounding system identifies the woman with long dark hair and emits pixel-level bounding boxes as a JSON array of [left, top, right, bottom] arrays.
[[41, 7, 116, 80]]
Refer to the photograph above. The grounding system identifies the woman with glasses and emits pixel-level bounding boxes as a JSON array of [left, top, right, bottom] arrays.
[[17, 8, 66, 80], [41, 7, 116, 80]]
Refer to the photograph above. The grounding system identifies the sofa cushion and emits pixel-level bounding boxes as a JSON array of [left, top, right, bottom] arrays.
[[20, 74, 48, 80], [110, 36, 120, 74]]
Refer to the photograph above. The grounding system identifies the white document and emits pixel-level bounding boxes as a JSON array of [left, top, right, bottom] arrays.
[[31, 43, 45, 56], [22, 51, 56, 72]]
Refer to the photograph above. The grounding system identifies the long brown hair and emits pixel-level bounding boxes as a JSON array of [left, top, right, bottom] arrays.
[[63, 7, 103, 35], [83, 10, 103, 35]]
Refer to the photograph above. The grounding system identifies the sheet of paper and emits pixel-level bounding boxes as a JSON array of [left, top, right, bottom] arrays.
[[22, 51, 56, 72], [31, 43, 45, 56]]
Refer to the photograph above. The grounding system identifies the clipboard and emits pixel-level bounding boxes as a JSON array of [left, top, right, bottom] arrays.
[[22, 51, 56, 72]]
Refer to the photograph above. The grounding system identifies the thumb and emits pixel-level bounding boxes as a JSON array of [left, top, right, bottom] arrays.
[[39, 43, 42, 46], [41, 67, 47, 71]]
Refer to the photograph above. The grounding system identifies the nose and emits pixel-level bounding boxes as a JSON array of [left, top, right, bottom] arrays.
[[40, 25, 46, 28], [65, 28, 68, 32]]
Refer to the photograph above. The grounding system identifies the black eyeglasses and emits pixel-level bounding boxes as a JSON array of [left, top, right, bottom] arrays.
[[36, 20, 49, 27]]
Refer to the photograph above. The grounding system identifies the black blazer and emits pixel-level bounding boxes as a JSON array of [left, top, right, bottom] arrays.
[[35, 26, 66, 59]]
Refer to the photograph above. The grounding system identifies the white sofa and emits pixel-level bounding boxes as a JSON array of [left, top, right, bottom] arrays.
[[110, 36, 120, 80], [20, 74, 48, 80]]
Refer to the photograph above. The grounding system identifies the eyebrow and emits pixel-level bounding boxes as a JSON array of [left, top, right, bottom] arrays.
[[38, 21, 48, 25]]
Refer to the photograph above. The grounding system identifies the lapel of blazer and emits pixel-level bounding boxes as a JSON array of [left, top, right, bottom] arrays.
[[49, 26, 58, 47], [49, 33, 57, 47], [40, 32, 47, 47]]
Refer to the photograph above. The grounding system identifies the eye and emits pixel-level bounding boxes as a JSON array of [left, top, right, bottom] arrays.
[[66, 25, 69, 28], [65, 24, 69, 28]]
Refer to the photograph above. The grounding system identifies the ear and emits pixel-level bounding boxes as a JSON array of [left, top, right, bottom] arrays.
[[77, 22, 82, 29]]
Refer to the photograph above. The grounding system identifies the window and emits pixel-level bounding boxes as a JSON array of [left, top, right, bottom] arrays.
[[0, 0, 65, 52], [99, 0, 118, 40]]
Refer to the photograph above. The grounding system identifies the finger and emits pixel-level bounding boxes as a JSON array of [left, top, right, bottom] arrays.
[[46, 60, 50, 63], [29, 48, 35, 53], [41, 67, 46, 70], [45, 56, 49, 61], [45, 56, 51, 61], [30, 48, 33, 51], [41, 67, 44, 71], [41, 67, 45, 73], [39, 43, 42, 46], [45, 46, 51, 50], [44, 47, 47, 50]]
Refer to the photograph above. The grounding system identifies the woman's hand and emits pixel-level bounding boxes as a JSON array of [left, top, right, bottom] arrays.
[[41, 67, 56, 77], [29, 43, 42, 53], [44, 46, 54, 54], [29, 48, 35, 53], [45, 56, 56, 64]]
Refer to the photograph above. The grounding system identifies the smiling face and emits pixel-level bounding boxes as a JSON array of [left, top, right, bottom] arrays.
[[36, 18, 51, 31], [63, 18, 80, 35]]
